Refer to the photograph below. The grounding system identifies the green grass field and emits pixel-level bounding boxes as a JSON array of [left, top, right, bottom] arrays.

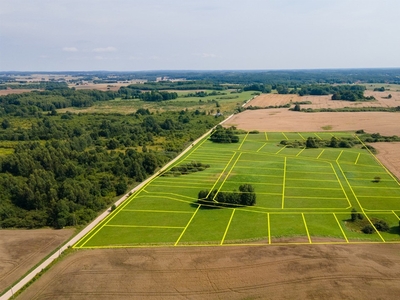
[[74, 131, 400, 248]]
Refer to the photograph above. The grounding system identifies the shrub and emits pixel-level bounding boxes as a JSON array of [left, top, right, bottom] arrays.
[[374, 220, 389, 232], [362, 225, 374, 234]]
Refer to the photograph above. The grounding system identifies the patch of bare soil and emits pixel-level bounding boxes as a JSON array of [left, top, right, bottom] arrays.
[[0, 89, 38, 96], [69, 83, 130, 92], [0, 229, 73, 293], [18, 244, 400, 299], [373, 142, 400, 180], [225, 109, 400, 136], [247, 92, 400, 109]]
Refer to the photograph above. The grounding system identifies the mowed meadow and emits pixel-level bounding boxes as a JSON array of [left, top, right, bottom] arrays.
[[75, 131, 400, 248]]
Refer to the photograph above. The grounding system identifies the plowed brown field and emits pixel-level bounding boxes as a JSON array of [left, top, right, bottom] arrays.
[[225, 110, 400, 136], [0, 229, 73, 293], [374, 142, 400, 180], [17, 243, 400, 300], [247, 92, 400, 109]]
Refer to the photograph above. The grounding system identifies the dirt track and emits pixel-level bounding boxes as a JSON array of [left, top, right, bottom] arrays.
[[17, 243, 400, 299], [0, 229, 73, 293]]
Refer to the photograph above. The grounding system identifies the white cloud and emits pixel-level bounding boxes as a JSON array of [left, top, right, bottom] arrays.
[[62, 47, 78, 52], [93, 46, 117, 53]]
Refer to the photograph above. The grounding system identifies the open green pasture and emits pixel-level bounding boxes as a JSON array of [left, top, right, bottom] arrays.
[[59, 90, 255, 115], [74, 131, 400, 248]]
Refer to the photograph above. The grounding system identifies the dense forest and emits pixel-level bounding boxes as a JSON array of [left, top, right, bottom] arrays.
[[0, 107, 220, 228]]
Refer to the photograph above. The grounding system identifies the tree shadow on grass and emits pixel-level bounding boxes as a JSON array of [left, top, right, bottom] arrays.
[[388, 226, 400, 235]]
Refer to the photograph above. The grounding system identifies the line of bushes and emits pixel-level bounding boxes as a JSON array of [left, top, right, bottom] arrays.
[[161, 161, 210, 177], [197, 184, 256, 207]]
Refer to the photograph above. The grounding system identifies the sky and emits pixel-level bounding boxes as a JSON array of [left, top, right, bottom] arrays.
[[1, 0, 400, 71]]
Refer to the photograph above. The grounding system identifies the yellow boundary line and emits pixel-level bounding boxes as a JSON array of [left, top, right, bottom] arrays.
[[392, 211, 400, 220], [75, 172, 161, 248], [302, 213, 312, 244], [265, 132, 268, 141], [257, 143, 267, 152], [355, 153, 360, 165], [336, 161, 386, 242], [174, 205, 201, 246], [221, 209, 235, 245], [267, 213, 271, 244], [123, 209, 193, 214], [336, 150, 343, 162], [296, 148, 306, 157], [105, 225, 184, 229], [333, 213, 349, 243], [282, 157, 286, 209], [238, 131, 249, 150], [316, 149, 325, 159], [282, 132, 289, 140], [206, 152, 237, 200], [298, 132, 305, 140], [330, 163, 352, 208], [213, 153, 243, 200], [275, 146, 287, 155], [355, 135, 400, 186], [314, 133, 322, 140]]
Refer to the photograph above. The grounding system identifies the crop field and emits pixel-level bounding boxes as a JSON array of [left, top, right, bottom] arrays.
[[75, 132, 400, 248]]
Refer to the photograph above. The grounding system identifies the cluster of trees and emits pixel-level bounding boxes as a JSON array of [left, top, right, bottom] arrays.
[[373, 87, 385, 92], [183, 91, 225, 97], [0, 107, 220, 228], [138, 91, 178, 102], [243, 84, 272, 93], [197, 184, 256, 207], [350, 208, 391, 234], [210, 125, 239, 143], [280, 136, 357, 149], [162, 161, 210, 177]]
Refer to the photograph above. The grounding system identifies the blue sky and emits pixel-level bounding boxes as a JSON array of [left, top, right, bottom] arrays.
[[1, 0, 399, 71]]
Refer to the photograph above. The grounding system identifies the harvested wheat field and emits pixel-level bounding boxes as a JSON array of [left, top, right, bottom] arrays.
[[0, 89, 37, 96], [248, 92, 400, 109], [374, 142, 400, 180], [225, 109, 400, 136], [17, 243, 400, 300], [0, 229, 73, 293]]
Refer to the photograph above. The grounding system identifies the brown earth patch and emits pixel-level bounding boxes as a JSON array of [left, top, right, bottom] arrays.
[[18, 244, 400, 299], [0, 89, 38, 96], [373, 142, 400, 180], [225, 109, 400, 136], [69, 83, 131, 92], [247, 92, 400, 110], [0, 229, 73, 293]]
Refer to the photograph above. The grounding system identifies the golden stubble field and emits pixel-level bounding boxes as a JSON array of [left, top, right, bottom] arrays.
[[0, 229, 73, 293], [246, 91, 400, 109], [17, 243, 400, 300]]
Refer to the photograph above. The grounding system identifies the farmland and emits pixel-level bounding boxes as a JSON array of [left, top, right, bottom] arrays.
[[75, 131, 400, 248]]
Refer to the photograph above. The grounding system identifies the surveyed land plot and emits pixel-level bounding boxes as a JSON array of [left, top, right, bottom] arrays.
[[74, 132, 400, 248]]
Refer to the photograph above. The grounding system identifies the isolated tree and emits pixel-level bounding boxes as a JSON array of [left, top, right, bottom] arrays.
[[293, 104, 301, 111]]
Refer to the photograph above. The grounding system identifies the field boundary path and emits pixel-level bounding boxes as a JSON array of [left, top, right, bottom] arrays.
[[0, 114, 236, 300]]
